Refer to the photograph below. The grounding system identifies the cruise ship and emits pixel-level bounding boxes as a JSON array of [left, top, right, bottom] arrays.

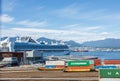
[[0, 37, 70, 64], [0, 37, 70, 55]]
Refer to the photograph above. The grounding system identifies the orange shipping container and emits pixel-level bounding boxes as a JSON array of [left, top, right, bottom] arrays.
[[64, 69, 90, 72], [56, 65, 65, 69], [66, 64, 94, 69], [104, 60, 120, 64]]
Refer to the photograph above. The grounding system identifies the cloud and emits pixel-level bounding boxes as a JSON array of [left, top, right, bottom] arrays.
[[0, 14, 14, 23], [0, 14, 48, 27], [1, 27, 118, 43], [17, 20, 48, 27], [54, 3, 120, 24], [62, 23, 104, 32], [85, 26, 103, 31], [11, 28, 72, 34], [54, 3, 106, 20], [61, 24, 81, 30], [100, 32, 109, 35]]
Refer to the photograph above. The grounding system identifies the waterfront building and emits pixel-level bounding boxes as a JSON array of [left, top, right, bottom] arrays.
[[0, 37, 70, 64]]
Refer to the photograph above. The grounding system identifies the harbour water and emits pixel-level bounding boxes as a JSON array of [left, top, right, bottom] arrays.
[[44, 51, 120, 60], [71, 51, 120, 60]]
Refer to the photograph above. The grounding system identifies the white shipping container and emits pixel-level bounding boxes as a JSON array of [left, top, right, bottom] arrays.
[[46, 61, 65, 65], [100, 78, 120, 81]]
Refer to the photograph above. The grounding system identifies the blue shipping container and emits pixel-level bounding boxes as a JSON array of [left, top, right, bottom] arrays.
[[94, 66, 117, 69], [45, 65, 56, 69]]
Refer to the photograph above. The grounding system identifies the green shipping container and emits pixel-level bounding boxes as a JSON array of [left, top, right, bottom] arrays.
[[99, 69, 120, 78], [89, 60, 94, 64], [67, 60, 90, 66]]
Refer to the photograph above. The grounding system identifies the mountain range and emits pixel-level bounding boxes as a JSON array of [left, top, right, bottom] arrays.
[[1, 37, 120, 48], [37, 37, 120, 48], [82, 38, 120, 48]]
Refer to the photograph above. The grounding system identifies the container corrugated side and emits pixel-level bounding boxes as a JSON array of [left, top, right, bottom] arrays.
[[56, 65, 65, 69], [104, 60, 120, 64], [66, 64, 94, 69], [64, 68, 90, 72], [46, 61, 65, 65], [45, 65, 56, 69], [99, 69, 120, 78], [94, 59, 102, 66], [89, 60, 94, 65], [94, 66, 117, 69], [67, 60, 90, 66]]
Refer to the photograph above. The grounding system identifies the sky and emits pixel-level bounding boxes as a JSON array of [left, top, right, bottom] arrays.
[[0, 0, 120, 43]]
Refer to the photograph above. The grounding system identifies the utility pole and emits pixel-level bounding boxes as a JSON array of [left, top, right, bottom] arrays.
[[0, 17, 1, 43]]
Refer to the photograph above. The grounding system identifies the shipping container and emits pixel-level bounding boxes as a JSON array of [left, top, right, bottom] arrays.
[[104, 60, 120, 65], [94, 59, 102, 66], [45, 65, 56, 69], [64, 68, 90, 72], [89, 60, 94, 64], [38, 67, 63, 71], [66, 64, 94, 69], [56, 65, 65, 69], [99, 69, 120, 78], [94, 66, 117, 69], [46, 61, 65, 65], [100, 78, 120, 81], [67, 60, 90, 66]]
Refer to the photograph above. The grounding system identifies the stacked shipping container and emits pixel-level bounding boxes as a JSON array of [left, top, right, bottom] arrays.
[[104, 59, 120, 69], [94, 59, 120, 71], [99, 69, 120, 81], [104, 59, 120, 65], [64, 60, 94, 72], [45, 61, 65, 70], [94, 59, 102, 66], [38, 59, 120, 71]]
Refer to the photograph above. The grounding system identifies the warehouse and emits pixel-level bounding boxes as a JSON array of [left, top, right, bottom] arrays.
[[0, 52, 23, 65]]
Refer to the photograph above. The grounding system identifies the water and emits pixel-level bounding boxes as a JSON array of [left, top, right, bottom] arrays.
[[70, 51, 120, 60], [44, 51, 120, 60]]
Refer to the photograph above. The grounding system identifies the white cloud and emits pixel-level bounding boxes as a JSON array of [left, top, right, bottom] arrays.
[[62, 24, 104, 32], [63, 24, 80, 28], [100, 32, 109, 35], [85, 26, 103, 31], [54, 3, 106, 20], [1, 27, 118, 43], [54, 3, 120, 24], [17, 20, 48, 27], [0, 14, 14, 23]]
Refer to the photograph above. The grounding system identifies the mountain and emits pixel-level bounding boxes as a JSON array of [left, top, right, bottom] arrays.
[[64, 40, 81, 47], [1, 36, 120, 48], [0, 36, 17, 42], [36, 37, 59, 44], [82, 38, 120, 48], [36, 37, 81, 46]]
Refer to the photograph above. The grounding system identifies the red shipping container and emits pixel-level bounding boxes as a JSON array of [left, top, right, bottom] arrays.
[[94, 59, 102, 66], [104, 60, 120, 64]]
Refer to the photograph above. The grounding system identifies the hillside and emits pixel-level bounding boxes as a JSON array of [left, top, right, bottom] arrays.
[[82, 38, 120, 48]]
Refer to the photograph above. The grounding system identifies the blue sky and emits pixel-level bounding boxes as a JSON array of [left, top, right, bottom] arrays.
[[1, 0, 120, 43]]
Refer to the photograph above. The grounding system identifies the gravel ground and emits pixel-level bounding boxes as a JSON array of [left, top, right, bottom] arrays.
[[0, 67, 99, 81]]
